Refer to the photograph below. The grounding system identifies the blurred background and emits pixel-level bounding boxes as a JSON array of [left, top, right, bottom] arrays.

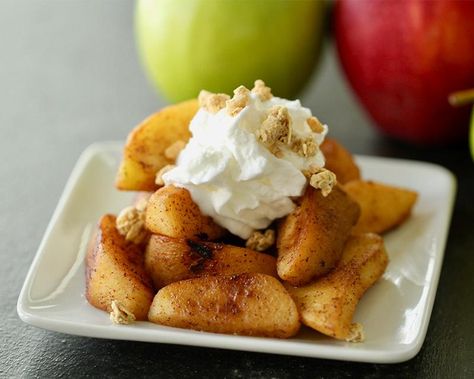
[[1, 1, 473, 377]]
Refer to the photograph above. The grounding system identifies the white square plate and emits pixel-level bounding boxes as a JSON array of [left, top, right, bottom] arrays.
[[17, 142, 456, 363]]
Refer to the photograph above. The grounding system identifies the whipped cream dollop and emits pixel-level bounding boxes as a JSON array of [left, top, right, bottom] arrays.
[[163, 83, 327, 239]]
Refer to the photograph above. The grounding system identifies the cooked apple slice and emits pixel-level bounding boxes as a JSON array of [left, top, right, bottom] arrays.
[[277, 185, 360, 286], [321, 138, 361, 184], [344, 180, 418, 234], [145, 185, 225, 240], [116, 99, 198, 191], [145, 234, 277, 288], [85, 214, 155, 320], [148, 273, 300, 338], [286, 233, 389, 341]]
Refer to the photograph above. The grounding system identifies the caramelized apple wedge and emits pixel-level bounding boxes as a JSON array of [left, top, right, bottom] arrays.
[[145, 235, 278, 288], [344, 180, 418, 234], [277, 185, 360, 286], [148, 273, 300, 338], [145, 185, 225, 240], [85, 215, 155, 320], [321, 138, 361, 184], [116, 99, 198, 191], [286, 233, 388, 341]]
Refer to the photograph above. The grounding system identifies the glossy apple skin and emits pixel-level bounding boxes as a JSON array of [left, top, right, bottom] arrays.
[[135, 0, 327, 102], [335, 0, 474, 145]]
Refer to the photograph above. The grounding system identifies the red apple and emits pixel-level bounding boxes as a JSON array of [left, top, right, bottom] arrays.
[[334, 0, 474, 145]]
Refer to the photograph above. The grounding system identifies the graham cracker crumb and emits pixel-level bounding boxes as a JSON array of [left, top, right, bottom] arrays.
[[302, 164, 321, 178], [198, 90, 230, 114], [116, 205, 148, 244], [226, 85, 250, 116], [251, 79, 273, 101], [246, 229, 276, 251], [307, 116, 324, 133], [256, 105, 292, 155], [345, 322, 365, 342], [110, 300, 136, 325], [309, 168, 337, 197], [164, 140, 186, 160], [155, 164, 175, 186], [291, 137, 318, 157]]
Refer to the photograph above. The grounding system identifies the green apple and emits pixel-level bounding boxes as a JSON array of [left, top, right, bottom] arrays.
[[135, 0, 327, 102]]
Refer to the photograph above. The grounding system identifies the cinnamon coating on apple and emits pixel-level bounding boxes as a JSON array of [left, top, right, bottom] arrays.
[[87, 93, 417, 342]]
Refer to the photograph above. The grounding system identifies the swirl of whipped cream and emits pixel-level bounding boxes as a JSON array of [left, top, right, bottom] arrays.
[[163, 87, 327, 239]]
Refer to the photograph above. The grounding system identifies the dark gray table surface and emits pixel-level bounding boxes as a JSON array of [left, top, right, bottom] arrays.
[[1, 1, 473, 378]]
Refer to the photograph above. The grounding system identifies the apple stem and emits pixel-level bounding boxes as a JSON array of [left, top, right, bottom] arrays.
[[470, 105, 474, 161], [448, 88, 474, 107]]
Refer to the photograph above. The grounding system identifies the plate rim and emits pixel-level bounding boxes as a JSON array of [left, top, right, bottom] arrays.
[[17, 141, 457, 364]]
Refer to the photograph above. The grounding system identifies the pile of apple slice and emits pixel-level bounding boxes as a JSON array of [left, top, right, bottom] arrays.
[[86, 100, 417, 341]]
